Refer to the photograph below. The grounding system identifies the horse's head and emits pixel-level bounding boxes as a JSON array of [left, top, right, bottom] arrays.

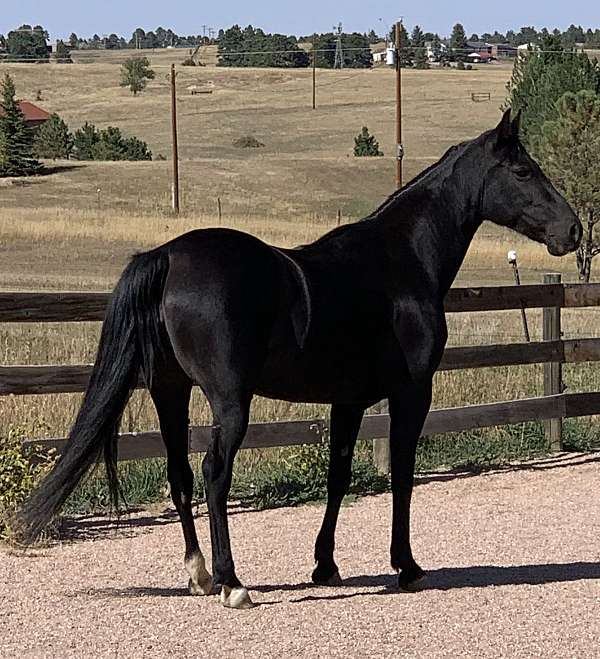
[[481, 109, 582, 256]]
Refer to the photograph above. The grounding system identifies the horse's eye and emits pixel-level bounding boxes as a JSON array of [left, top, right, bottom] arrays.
[[514, 168, 531, 180]]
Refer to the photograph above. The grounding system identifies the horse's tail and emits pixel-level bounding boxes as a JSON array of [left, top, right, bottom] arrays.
[[15, 248, 170, 543]]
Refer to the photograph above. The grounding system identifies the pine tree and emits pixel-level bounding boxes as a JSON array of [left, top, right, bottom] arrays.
[[55, 40, 72, 63], [33, 113, 73, 159], [537, 90, 600, 281], [72, 122, 99, 160], [0, 74, 43, 176], [119, 56, 155, 95], [505, 36, 600, 150], [353, 126, 383, 157], [450, 23, 468, 60]]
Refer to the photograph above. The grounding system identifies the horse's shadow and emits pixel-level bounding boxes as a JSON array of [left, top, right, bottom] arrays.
[[77, 561, 600, 604]]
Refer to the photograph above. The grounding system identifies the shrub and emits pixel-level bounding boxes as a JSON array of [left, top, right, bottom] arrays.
[[231, 440, 388, 509], [0, 427, 56, 540], [33, 113, 73, 159], [456, 60, 465, 70], [73, 122, 152, 161], [353, 126, 384, 157], [232, 135, 265, 148]]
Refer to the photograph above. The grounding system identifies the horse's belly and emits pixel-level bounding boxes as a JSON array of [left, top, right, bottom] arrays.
[[256, 344, 399, 404]]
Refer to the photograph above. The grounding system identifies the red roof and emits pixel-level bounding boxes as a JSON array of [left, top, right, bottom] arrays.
[[0, 100, 51, 122], [17, 101, 50, 122]]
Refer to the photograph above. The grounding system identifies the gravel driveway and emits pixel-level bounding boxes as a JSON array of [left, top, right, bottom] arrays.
[[2, 453, 599, 658]]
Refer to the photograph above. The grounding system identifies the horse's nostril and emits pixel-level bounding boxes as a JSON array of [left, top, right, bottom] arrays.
[[570, 222, 582, 244]]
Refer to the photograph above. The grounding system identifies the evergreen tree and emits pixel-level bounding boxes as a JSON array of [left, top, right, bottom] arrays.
[[72, 122, 99, 160], [353, 126, 383, 157], [33, 113, 73, 159], [537, 90, 600, 281], [367, 29, 379, 44], [122, 135, 152, 160], [450, 23, 468, 59], [120, 56, 155, 95], [430, 34, 443, 62], [6, 25, 49, 62], [0, 74, 43, 176], [68, 33, 79, 49], [55, 40, 72, 63], [411, 25, 425, 48], [217, 25, 310, 68], [505, 35, 600, 150], [390, 23, 412, 67]]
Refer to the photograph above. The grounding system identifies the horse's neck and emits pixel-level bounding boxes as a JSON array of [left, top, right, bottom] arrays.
[[379, 154, 484, 296]]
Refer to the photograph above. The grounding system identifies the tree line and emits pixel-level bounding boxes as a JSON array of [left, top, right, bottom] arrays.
[[2, 21, 600, 65]]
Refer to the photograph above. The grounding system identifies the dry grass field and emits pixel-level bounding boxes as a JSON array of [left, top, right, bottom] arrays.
[[1, 54, 599, 448]]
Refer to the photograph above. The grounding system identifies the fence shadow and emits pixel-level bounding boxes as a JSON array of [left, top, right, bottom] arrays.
[[416, 451, 600, 486], [284, 560, 600, 603], [72, 560, 599, 605]]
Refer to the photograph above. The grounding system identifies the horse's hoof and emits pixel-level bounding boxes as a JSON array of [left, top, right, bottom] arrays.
[[312, 563, 343, 586], [312, 570, 343, 587], [220, 585, 255, 610], [185, 553, 213, 595], [188, 576, 214, 596], [397, 569, 427, 592]]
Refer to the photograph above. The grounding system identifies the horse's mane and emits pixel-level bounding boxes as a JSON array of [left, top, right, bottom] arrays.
[[298, 136, 478, 251]]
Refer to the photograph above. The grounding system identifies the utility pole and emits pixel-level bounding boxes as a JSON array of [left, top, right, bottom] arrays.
[[333, 23, 344, 69], [170, 63, 180, 214], [312, 34, 317, 110], [395, 20, 404, 189]]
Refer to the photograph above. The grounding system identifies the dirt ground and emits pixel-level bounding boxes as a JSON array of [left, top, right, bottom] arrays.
[[1, 453, 599, 658]]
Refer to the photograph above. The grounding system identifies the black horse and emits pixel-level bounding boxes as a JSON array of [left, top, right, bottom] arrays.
[[16, 110, 581, 609]]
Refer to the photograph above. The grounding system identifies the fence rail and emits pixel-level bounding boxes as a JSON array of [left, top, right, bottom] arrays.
[[3, 283, 600, 322], [4, 280, 600, 467]]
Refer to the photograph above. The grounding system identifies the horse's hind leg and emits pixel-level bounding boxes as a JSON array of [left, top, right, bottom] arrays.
[[202, 395, 253, 609], [150, 368, 212, 596], [312, 404, 364, 585]]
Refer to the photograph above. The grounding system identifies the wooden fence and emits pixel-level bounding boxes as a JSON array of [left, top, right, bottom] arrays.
[[3, 276, 600, 473]]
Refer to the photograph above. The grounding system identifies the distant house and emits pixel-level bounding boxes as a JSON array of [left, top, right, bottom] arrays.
[[0, 101, 50, 128], [424, 40, 448, 62], [466, 42, 494, 62]]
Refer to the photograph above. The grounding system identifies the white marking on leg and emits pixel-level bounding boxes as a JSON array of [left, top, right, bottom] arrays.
[[185, 551, 213, 595], [220, 585, 255, 609]]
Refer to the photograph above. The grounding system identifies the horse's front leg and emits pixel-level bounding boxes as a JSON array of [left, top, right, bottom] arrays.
[[388, 381, 432, 591], [312, 403, 365, 585]]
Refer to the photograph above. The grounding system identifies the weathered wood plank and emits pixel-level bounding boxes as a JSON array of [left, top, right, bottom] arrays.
[[2, 282, 595, 324], [444, 284, 564, 313], [359, 394, 567, 439], [563, 338, 600, 363], [439, 341, 564, 371], [6, 337, 600, 397], [189, 419, 325, 452], [564, 283, 600, 308], [19, 392, 600, 463], [21, 420, 327, 461], [564, 391, 600, 418], [0, 293, 110, 323]]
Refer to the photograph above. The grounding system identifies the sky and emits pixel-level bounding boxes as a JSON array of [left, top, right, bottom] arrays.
[[1, 0, 598, 40]]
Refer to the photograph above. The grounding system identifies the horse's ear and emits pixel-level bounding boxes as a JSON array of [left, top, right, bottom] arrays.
[[495, 108, 517, 148], [511, 109, 522, 137]]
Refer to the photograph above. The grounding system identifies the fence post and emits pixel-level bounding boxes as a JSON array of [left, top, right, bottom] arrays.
[[372, 400, 390, 474], [543, 272, 563, 451]]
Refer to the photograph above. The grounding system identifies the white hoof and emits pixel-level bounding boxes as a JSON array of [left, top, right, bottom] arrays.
[[185, 553, 213, 596], [220, 585, 255, 610]]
